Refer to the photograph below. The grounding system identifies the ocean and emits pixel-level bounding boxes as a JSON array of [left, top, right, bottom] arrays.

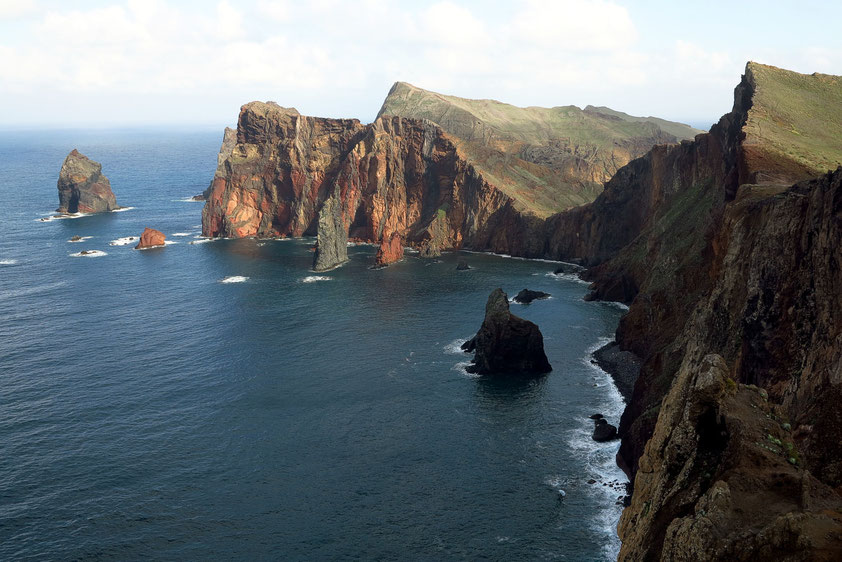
[[0, 129, 628, 560]]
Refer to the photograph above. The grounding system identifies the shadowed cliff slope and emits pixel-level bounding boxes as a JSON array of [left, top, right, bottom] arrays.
[[563, 62, 842, 559]]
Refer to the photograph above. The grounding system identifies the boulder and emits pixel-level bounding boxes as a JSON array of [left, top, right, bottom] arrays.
[[456, 259, 471, 271], [57, 149, 118, 213], [135, 228, 166, 249], [513, 289, 551, 304], [464, 288, 552, 375]]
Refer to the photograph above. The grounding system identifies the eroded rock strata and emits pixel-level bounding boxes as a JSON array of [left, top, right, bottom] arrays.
[[57, 149, 118, 213], [465, 288, 551, 375], [201, 89, 698, 263]]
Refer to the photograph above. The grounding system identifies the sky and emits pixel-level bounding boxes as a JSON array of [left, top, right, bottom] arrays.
[[1, 0, 840, 129]]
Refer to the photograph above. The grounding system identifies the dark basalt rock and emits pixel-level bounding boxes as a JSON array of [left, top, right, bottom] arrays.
[[460, 337, 476, 353], [464, 288, 552, 375], [513, 289, 551, 304], [553, 263, 583, 275], [589, 413, 604, 420], [456, 259, 471, 271], [593, 421, 618, 442]]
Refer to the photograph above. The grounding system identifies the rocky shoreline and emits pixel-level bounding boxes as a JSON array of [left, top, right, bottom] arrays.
[[592, 342, 641, 403]]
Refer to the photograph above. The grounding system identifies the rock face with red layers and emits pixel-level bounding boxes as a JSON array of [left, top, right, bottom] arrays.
[[374, 232, 403, 267], [200, 89, 699, 265], [134, 228, 166, 249], [57, 149, 119, 213]]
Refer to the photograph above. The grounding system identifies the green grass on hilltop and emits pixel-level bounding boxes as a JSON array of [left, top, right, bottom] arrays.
[[745, 62, 842, 177]]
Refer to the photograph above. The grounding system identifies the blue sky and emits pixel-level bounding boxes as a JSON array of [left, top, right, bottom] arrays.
[[1, 1, 840, 128]]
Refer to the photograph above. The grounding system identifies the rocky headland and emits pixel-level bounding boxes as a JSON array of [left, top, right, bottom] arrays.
[[200, 87, 698, 265], [463, 288, 551, 375], [57, 149, 119, 213]]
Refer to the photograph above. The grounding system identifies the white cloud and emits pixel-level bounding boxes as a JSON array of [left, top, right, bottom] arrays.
[[0, 0, 37, 20], [511, 0, 637, 52]]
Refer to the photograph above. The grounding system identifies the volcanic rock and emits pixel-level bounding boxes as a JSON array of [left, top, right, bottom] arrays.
[[512, 289, 551, 304], [592, 420, 618, 442], [464, 288, 551, 375], [135, 228, 166, 249], [57, 149, 118, 213], [313, 187, 348, 272], [456, 259, 471, 271], [374, 232, 403, 267]]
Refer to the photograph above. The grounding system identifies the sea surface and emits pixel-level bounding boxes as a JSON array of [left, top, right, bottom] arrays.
[[0, 129, 628, 560]]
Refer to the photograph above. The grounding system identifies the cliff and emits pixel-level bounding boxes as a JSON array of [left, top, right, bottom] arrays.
[[201, 87, 698, 263], [567, 63, 842, 558], [57, 149, 118, 213]]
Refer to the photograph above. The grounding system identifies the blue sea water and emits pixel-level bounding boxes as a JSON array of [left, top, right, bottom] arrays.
[[0, 129, 628, 560]]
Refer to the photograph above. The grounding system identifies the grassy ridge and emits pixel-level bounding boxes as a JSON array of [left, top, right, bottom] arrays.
[[745, 62, 842, 178], [378, 82, 701, 217]]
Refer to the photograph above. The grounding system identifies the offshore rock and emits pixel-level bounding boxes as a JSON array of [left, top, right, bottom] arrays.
[[465, 288, 551, 375], [313, 187, 348, 272], [134, 228, 166, 249], [456, 259, 471, 271], [512, 289, 551, 304], [57, 149, 118, 213], [374, 232, 403, 267], [592, 418, 618, 442]]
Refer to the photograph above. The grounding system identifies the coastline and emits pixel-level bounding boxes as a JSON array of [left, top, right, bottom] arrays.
[[592, 341, 641, 404]]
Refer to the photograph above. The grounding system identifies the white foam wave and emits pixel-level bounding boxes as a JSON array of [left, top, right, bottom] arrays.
[[567, 336, 629, 560], [172, 197, 204, 202], [69, 250, 107, 258], [451, 360, 479, 378], [603, 301, 630, 311], [189, 238, 215, 245], [164, 240, 177, 245], [0, 259, 18, 265], [220, 276, 249, 283], [461, 250, 567, 264], [109, 236, 138, 246], [301, 276, 332, 283], [68, 236, 92, 243], [36, 212, 89, 222], [444, 338, 469, 355], [171, 232, 192, 237], [111, 206, 135, 212], [547, 271, 590, 285]]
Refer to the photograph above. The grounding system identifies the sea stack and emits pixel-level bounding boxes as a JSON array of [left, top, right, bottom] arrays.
[[313, 188, 348, 272], [374, 232, 403, 267], [135, 228, 166, 249], [464, 288, 552, 375], [57, 149, 118, 213]]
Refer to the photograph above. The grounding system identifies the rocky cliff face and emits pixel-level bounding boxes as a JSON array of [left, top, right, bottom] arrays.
[[201, 86, 698, 264], [57, 149, 118, 213], [566, 63, 842, 558]]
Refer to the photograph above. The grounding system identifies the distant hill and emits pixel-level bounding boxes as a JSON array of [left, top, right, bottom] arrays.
[[377, 81, 702, 216]]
